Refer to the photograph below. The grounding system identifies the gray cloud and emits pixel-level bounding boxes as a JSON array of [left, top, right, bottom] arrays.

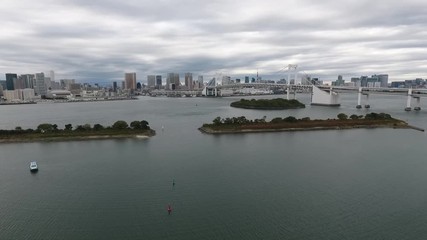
[[1, 0, 427, 83]]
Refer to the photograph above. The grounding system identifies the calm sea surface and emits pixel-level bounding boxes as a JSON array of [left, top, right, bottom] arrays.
[[1, 94, 427, 239]]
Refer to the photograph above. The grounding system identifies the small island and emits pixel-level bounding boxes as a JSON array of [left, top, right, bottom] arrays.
[[0, 120, 155, 143], [199, 113, 421, 134], [230, 98, 305, 110]]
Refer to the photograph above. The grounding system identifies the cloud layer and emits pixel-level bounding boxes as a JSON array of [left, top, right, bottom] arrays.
[[1, 0, 427, 83]]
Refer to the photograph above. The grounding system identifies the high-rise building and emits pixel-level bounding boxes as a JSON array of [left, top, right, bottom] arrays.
[[185, 73, 193, 90], [60, 79, 76, 90], [14, 76, 25, 89], [5, 73, 17, 90], [147, 75, 156, 88], [125, 72, 137, 90], [378, 74, 388, 88], [360, 76, 368, 87], [244, 76, 249, 83], [0, 80, 6, 91], [0, 80, 6, 96], [166, 73, 180, 90], [49, 70, 55, 82], [222, 76, 231, 85], [333, 75, 345, 86], [35, 73, 47, 96], [113, 81, 117, 92], [156, 75, 162, 89], [20, 74, 35, 89], [44, 77, 52, 90]]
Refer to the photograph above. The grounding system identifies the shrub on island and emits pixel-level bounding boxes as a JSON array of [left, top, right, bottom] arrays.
[[230, 98, 305, 109]]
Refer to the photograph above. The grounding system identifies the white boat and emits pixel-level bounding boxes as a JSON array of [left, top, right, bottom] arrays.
[[30, 161, 38, 172]]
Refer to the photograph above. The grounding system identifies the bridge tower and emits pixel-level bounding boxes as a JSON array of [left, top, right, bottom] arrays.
[[405, 88, 412, 111], [414, 97, 421, 111], [286, 64, 298, 100]]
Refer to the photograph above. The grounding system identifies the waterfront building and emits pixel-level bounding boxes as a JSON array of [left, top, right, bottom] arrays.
[[236, 78, 241, 83], [147, 75, 156, 88], [5, 73, 17, 90], [113, 81, 117, 92], [3, 89, 35, 101], [69, 83, 82, 95], [222, 76, 231, 85], [351, 77, 361, 87], [245, 76, 249, 83], [3, 90, 20, 100], [49, 70, 55, 82], [13, 76, 25, 89], [0, 80, 6, 91], [21, 88, 35, 100], [125, 72, 137, 90], [360, 76, 368, 87], [155, 75, 162, 89], [20, 74, 35, 89], [332, 75, 345, 86], [0, 85, 3, 97], [378, 74, 389, 88], [391, 81, 405, 88], [35, 73, 47, 96], [44, 77, 52, 90], [185, 73, 193, 90], [60, 79, 75, 90], [50, 81, 61, 90], [166, 73, 180, 90]]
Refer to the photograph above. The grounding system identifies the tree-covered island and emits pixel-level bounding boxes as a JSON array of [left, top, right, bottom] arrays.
[[0, 120, 155, 143], [230, 98, 305, 110], [199, 113, 420, 134]]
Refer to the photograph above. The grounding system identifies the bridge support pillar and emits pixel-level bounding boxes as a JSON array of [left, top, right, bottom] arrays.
[[286, 85, 290, 100], [405, 88, 412, 111], [414, 97, 421, 111], [356, 87, 362, 109], [364, 94, 370, 108]]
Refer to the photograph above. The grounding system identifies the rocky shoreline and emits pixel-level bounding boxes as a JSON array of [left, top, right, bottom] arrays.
[[199, 123, 416, 134], [0, 130, 155, 144]]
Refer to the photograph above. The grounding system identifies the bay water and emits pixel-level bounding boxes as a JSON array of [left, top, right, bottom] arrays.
[[1, 93, 427, 239]]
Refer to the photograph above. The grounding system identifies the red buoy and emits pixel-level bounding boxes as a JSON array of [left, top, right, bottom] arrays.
[[167, 204, 172, 215]]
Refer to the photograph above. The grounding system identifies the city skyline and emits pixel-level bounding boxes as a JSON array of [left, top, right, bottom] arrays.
[[1, 0, 427, 82]]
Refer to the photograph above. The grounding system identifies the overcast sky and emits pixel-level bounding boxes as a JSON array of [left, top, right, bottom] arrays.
[[1, 0, 427, 83]]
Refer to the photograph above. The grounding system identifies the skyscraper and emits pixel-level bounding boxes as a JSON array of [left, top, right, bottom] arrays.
[[5, 73, 17, 90], [155, 75, 162, 89], [35, 73, 47, 96], [244, 76, 249, 83], [147, 75, 156, 88], [20, 74, 35, 89], [185, 73, 193, 90], [125, 73, 137, 90], [113, 81, 117, 92], [166, 73, 180, 90], [378, 74, 389, 88]]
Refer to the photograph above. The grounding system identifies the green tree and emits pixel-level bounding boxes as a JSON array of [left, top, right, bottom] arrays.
[[212, 117, 222, 125], [37, 123, 54, 132], [283, 116, 297, 123], [112, 120, 129, 129], [270, 117, 283, 123], [349, 114, 359, 120], [130, 121, 142, 129], [15, 126, 22, 131], [75, 125, 86, 131], [65, 124, 73, 131], [93, 124, 104, 131], [140, 120, 150, 130], [337, 113, 348, 120]]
